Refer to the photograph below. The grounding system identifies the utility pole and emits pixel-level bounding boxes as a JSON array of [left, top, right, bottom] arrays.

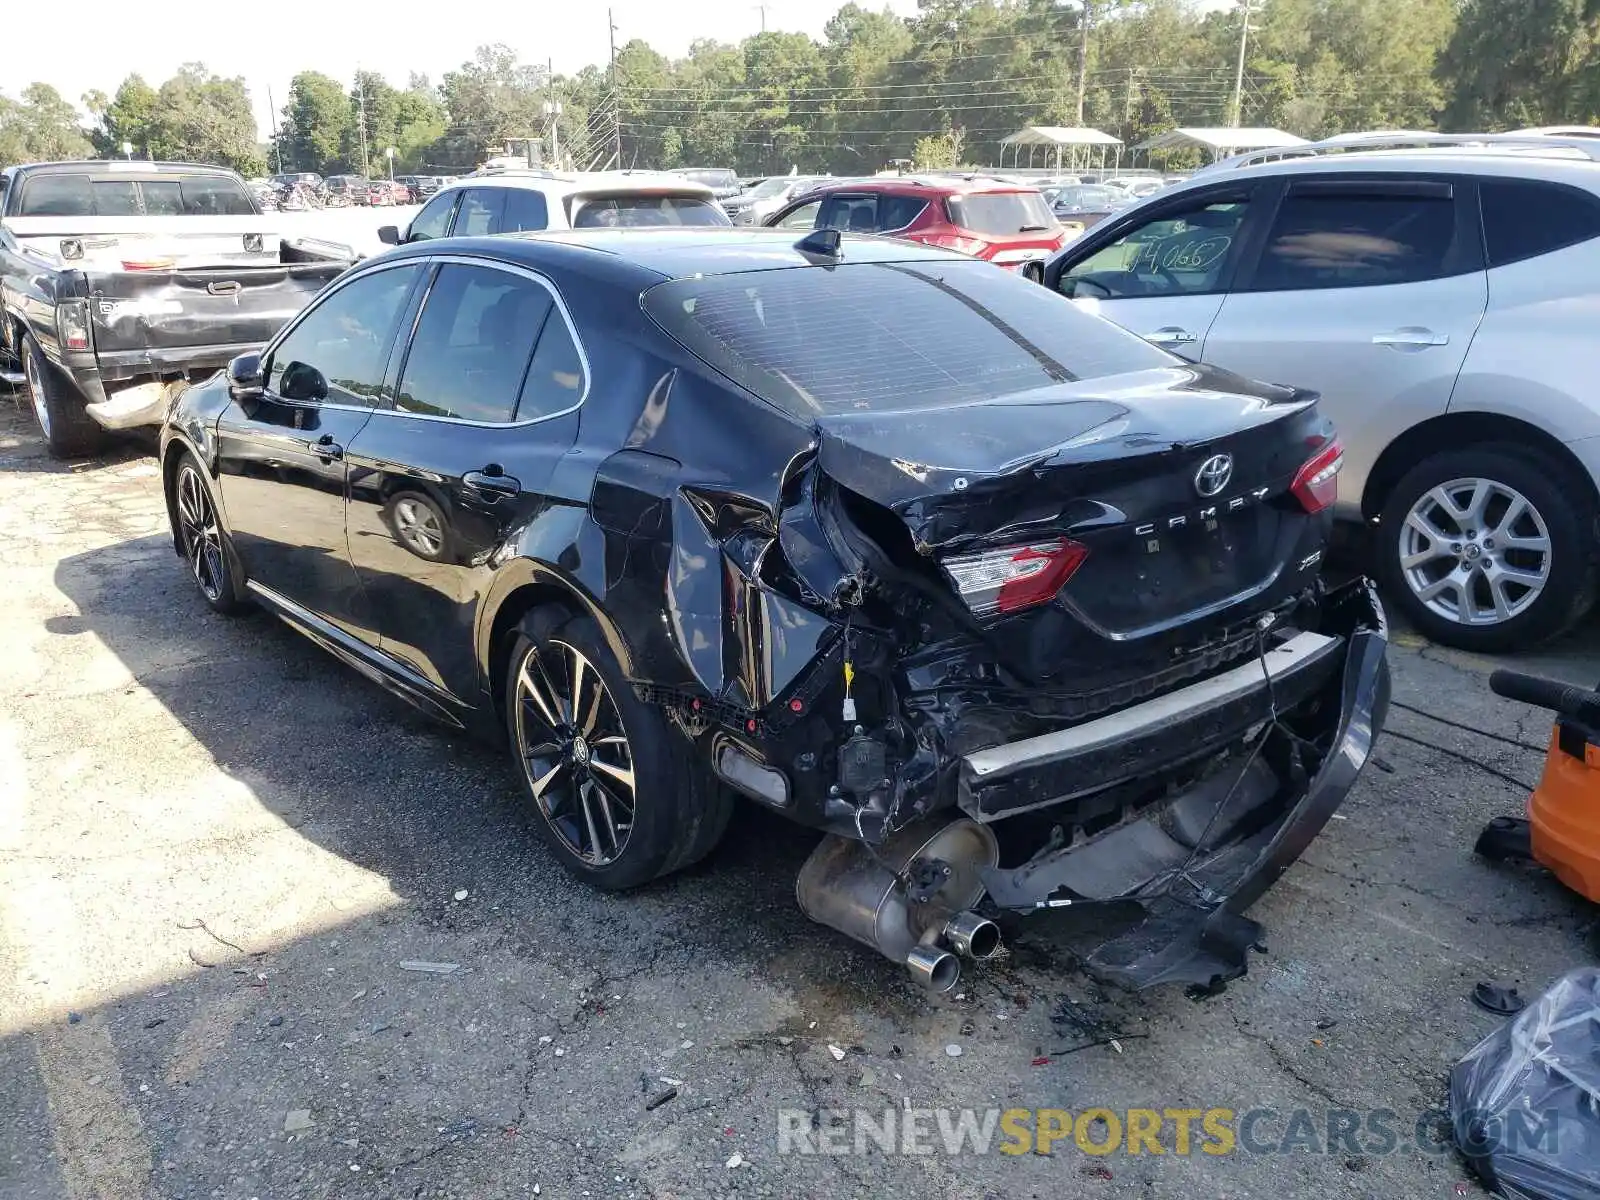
[[608, 9, 623, 168], [267, 82, 284, 173], [1231, 0, 1253, 128], [356, 73, 369, 176], [1074, 0, 1094, 127], [752, 2, 770, 31]]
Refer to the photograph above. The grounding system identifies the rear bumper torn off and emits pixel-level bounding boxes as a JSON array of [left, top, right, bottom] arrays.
[[979, 579, 1390, 991]]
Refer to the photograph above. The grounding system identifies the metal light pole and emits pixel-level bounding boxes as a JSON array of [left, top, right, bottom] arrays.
[[121, 141, 133, 160], [385, 146, 396, 179], [543, 101, 562, 169], [1231, 0, 1253, 128]]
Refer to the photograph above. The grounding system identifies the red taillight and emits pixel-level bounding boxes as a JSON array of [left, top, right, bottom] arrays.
[[920, 232, 990, 258], [121, 258, 176, 271], [942, 539, 1089, 616], [1292, 439, 1344, 513]]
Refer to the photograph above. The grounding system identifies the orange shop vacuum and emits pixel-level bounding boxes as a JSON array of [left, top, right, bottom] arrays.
[[1475, 669, 1600, 903]]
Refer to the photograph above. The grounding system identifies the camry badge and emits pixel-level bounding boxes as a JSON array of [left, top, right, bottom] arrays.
[[1194, 453, 1234, 498]]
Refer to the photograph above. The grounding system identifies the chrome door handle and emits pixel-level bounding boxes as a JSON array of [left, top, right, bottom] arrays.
[[1145, 327, 1197, 345], [463, 469, 521, 496], [1372, 328, 1449, 348], [310, 434, 343, 461]]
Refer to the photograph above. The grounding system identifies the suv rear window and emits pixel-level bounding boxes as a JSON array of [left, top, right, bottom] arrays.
[[946, 191, 1056, 236], [17, 173, 255, 216], [570, 196, 728, 227], [643, 258, 1168, 417]]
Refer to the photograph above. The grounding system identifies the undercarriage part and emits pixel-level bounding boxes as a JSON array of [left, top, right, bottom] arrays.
[[942, 909, 1002, 959], [711, 738, 791, 809], [795, 817, 1000, 991], [905, 944, 961, 993]]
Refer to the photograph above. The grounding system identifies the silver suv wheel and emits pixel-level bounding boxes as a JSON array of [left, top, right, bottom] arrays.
[[1398, 476, 1552, 627]]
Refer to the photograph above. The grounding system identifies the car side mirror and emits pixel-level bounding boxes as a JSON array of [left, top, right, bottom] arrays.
[[1041, 254, 1069, 292], [377, 225, 401, 245], [278, 360, 328, 403], [226, 352, 264, 402]]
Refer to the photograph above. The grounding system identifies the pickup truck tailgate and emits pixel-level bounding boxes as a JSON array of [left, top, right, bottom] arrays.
[[88, 263, 346, 361]]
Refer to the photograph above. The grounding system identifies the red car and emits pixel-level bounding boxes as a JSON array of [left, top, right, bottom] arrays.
[[763, 176, 1066, 270]]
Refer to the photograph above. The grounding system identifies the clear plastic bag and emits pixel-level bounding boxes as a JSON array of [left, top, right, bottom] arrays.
[[1450, 968, 1600, 1199]]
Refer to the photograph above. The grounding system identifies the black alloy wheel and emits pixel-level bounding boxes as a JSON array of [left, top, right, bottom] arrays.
[[173, 455, 246, 615], [512, 636, 638, 868]]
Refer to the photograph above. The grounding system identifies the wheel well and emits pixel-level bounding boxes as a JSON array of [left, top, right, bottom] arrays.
[[485, 584, 583, 723], [160, 441, 191, 552], [1360, 412, 1599, 521]]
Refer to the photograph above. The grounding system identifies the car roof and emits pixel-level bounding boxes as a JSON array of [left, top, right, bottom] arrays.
[[6, 159, 242, 179], [444, 170, 715, 200], [801, 174, 1038, 197], [372, 227, 969, 284], [1133, 147, 1600, 213]]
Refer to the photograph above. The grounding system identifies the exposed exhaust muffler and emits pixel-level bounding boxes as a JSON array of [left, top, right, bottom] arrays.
[[796, 817, 1001, 992]]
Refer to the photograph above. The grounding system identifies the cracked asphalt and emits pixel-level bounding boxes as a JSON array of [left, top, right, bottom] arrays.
[[2, 399, 1598, 1200]]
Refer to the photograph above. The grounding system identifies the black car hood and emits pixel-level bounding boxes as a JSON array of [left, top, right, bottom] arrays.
[[812, 363, 1313, 549]]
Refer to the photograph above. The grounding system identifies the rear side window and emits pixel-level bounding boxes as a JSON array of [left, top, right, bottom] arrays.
[[518, 310, 586, 419], [643, 258, 1169, 417], [395, 264, 552, 423], [17, 175, 94, 216], [499, 188, 549, 233], [1251, 190, 1457, 291], [455, 189, 506, 236], [946, 191, 1056, 236], [818, 194, 927, 233], [570, 196, 728, 227], [1480, 179, 1600, 267]]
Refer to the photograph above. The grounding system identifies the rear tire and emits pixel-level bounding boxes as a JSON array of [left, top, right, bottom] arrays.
[[504, 610, 731, 890], [22, 333, 109, 459], [1376, 446, 1596, 652]]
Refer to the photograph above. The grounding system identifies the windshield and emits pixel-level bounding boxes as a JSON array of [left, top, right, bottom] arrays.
[[945, 191, 1057, 236], [746, 178, 792, 199], [18, 173, 256, 216], [1054, 186, 1124, 209], [680, 170, 737, 189], [643, 258, 1168, 417], [570, 195, 731, 227]]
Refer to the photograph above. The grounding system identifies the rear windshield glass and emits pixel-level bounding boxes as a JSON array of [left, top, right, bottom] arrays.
[[678, 170, 737, 190], [569, 196, 729, 227], [643, 258, 1169, 417], [946, 191, 1057, 236], [18, 173, 255, 216]]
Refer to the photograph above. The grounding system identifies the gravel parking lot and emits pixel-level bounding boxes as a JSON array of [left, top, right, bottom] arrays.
[[1, 400, 1597, 1200]]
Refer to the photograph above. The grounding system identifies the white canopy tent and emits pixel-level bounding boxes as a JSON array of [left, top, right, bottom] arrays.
[[998, 126, 1123, 171], [1134, 127, 1308, 161]]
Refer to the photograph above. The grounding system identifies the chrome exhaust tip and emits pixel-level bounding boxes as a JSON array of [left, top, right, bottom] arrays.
[[906, 944, 961, 993], [943, 910, 1002, 960]]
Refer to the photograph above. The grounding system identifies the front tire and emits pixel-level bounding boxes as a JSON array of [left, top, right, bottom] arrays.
[[1376, 446, 1596, 652], [505, 611, 731, 890], [172, 452, 248, 615], [22, 333, 108, 459]]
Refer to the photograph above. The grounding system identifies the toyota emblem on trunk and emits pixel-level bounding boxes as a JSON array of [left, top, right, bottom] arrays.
[[1194, 454, 1234, 497]]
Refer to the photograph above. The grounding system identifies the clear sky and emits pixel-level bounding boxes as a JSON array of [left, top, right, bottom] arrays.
[[5, 0, 922, 139]]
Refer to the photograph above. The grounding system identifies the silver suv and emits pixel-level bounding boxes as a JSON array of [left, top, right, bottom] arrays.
[[1043, 134, 1600, 651]]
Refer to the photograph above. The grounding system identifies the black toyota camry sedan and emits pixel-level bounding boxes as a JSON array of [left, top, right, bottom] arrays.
[[159, 228, 1388, 994]]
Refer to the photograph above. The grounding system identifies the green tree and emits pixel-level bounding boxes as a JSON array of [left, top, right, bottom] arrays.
[[140, 65, 264, 174], [85, 74, 160, 158], [433, 44, 548, 170], [1439, 0, 1600, 129], [0, 84, 94, 167], [277, 71, 351, 174]]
